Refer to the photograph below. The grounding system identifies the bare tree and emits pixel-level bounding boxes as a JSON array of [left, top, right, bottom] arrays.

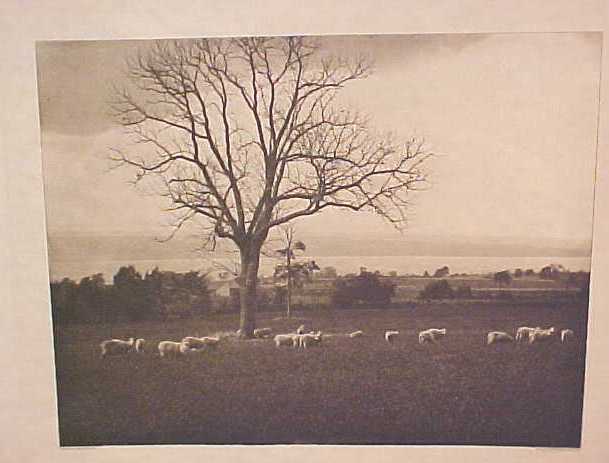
[[111, 36, 431, 337]]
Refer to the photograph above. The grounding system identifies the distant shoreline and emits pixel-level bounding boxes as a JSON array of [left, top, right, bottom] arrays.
[[48, 255, 591, 282]]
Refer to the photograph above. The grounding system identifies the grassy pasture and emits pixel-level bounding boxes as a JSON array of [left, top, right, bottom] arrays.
[[53, 301, 588, 446]]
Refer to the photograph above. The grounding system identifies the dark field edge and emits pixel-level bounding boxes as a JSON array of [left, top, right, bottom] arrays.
[[58, 441, 581, 448]]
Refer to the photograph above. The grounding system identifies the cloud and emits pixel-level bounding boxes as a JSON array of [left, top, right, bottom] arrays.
[[37, 40, 144, 136]]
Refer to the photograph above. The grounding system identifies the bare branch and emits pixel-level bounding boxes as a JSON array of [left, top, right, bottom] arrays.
[[111, 36, 431, 253]]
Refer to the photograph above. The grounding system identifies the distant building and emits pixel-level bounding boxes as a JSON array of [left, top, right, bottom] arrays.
[[208, 279, 240, 298]]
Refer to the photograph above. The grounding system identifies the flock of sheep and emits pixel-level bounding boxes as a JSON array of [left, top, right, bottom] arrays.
[[98, 323, 575, 358], [487, 326, 575, 345], [383, 326, 574, 345], [100, 335, 221, 358]]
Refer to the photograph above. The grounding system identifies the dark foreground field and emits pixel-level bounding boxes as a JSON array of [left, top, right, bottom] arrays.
[[53, 301, 588, 446]]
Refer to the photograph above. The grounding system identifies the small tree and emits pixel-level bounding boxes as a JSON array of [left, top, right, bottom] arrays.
[[75, 273, 107, 323], [114, 266, 149, 321], [514, 268, 523, 278], [540, 264, 565, 280], [433, 266, 450, 278], [273, 226, 319, 317], [494, 270, 512, 287], [143, 267, 167, 319]]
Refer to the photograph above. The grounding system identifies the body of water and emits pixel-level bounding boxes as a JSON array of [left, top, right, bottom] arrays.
[[48, 255, 591, 282]]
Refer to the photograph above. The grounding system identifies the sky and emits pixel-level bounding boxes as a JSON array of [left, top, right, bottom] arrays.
[[37, 33, 602, 247]]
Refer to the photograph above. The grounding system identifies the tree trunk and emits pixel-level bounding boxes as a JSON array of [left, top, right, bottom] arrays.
[[286, 251, 292, 319], [238, 244, 261, 338], [286, 277, 292, 318]]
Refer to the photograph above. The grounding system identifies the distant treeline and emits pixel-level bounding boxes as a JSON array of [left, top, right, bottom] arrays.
[[50, 267, 402, 323], [50, 265, 591, 325], [50, 266, 209, 324]]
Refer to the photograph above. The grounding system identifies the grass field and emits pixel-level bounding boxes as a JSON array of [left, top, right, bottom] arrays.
[[53, 300, 588, 446]]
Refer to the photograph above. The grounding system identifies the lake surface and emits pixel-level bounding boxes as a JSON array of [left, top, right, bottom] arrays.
[[48, 255, 591, 282]]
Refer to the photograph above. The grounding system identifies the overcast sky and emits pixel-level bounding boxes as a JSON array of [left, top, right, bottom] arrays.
[[37, 33, 601, 244]]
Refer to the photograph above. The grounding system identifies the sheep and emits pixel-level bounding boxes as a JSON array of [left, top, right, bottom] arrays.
[[158, 341, 187, 357], [427, 328, 447, 337], [529, 327, 556, 344], [299, 331, 323, 348], [253, 327, 272, 339], [487, 331, 514, 345], [274, 333, 301, 348], [182, 336, 220, 350], [99, 337, 135, 358], [158, 340, 209, 357], [296, 324, 306, 335], [561, 329, 574, 343], [515, 326, 541, 343], [418, 328, 447, 345], [385, 330, 399, 343], [348, 330, 364, 338], [134, 338, 146, 353]]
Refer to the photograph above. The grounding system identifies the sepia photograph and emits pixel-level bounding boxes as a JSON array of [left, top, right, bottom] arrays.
[[36, 32, 600, 447]]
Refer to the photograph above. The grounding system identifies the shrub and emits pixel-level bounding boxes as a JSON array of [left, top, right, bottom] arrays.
[[419, 279, 454, 300], [433, 266, 450, 278], [494, 270, 512, 287], [331, 270, 395, 309]]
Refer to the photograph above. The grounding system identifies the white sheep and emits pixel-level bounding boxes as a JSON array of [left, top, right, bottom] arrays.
[[515, 326, 541, 343], [385, 330, 399, 343], [158, 340, 191, 357], [529, 327, 556, 344], [348, 330, 364, 338], [561, 329, 574, 343], [134, 338, 146, 353], [418, 328, 447, 344], [182, 336, 220, 350], [100, 337, 135, 358], [274, 333, 300, 348], [299, 331, 323, 348], [296, 324, 306, 335], [253, 327, 272, 338], [427, 328, 447, 337], [487, 331, 514, 345]]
